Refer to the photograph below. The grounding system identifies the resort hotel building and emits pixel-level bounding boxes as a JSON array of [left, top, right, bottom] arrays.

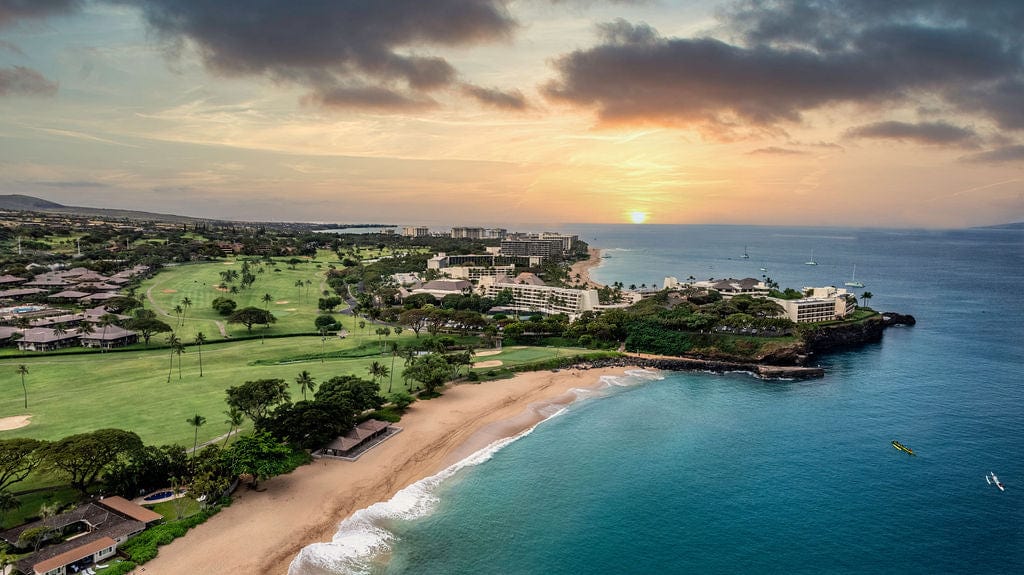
[[478, 275, 599, 319], [663, 276, 857, 324]]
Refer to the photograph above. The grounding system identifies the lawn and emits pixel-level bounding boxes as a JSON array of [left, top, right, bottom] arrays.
[[137, 257, 342, 342]]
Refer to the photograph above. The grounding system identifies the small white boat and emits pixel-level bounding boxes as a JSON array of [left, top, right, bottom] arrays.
[[989, 471, 1005, 491], [804, 250, 817, 265], [844, 264, 864, 288], [742, 246, 750, 259]]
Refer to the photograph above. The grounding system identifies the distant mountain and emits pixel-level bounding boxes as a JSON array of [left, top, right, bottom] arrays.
[[975, 222, 1024, 230], [0, 194, 211, 224], [0, 194, 66, 211]]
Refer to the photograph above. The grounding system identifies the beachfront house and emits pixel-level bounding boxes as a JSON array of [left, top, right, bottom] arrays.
[[318, 419, 396, 459], [2, 496, 162, 575]]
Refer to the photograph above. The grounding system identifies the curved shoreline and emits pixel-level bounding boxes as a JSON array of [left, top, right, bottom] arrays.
[[570, 247, 604, 288], [141, 366, 640, 574]]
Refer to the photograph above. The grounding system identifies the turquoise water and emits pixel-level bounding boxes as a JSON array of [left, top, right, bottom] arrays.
[[291, 225, 1024, 574]]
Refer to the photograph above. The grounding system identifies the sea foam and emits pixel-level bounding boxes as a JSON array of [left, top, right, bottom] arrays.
[[288, 369, 658, 575]]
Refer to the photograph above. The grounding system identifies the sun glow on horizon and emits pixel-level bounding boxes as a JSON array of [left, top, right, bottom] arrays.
[[629, 211, 649, 224]]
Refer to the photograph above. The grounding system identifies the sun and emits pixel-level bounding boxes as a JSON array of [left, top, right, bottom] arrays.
[[629, 211, 648, 224]]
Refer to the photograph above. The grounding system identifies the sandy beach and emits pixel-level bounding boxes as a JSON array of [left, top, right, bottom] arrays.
[[570, 247, 604, 288], [142, 366, 638, 575]]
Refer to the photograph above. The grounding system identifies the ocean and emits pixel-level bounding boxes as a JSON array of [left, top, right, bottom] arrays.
[[291, 224, 1024, 574]]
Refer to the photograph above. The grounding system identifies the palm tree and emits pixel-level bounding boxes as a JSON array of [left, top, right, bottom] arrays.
[[367, 361, 390, 385], [98, 313, 118, 352], [223, 407, 245, 447], [165, 333, 181, 383], [194, 332, 207, 377], [296, 370, 316, 401], [174, 340, 186, 379], [305, 279, 313, 301], [51, 324, 67, 347], [181, 297, 193, 324], [295, 279, 304, 299], [173, 304, 184, 326], [861, 291, 873, 308], [388, 343, 399, 393], [262, 293, 273, 310], [186, 413, 206, 473], [17, 365, 28, 409]]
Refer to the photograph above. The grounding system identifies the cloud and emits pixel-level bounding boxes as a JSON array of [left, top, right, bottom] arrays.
[[0, 65, 58, 96], [544, 1, 1024, 133], [747, 146, 807, 155], [845, 121, 980, 147], [131, 0, 518, 111], [461, 83, 528, 110], [960, 145, 1024, 164], [0, 0, 80, 28]]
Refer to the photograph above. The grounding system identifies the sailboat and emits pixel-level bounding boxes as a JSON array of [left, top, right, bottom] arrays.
[[844, 264, 864, 288], [804, 250, 817, 265], [987, 471, 1005, 491], [741, 246, 750, 259]]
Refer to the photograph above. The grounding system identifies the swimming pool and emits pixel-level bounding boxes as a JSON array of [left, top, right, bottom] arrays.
[[142, 490, 175, 502]]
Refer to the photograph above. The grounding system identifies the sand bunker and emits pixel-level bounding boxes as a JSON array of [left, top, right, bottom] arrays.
[[213, 286, 229, 292], [286, 308, 297, 311], [275, 300, 289, 305], [0, 415, 32, 431], [475, 350, 502, 357], [161, 289, 178, 293], [473, 360, 503, 368]]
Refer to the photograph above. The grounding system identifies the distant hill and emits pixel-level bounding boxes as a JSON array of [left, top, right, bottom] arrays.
[[0, 194, 66, 211], [0, 194, 216, 224], [975, 222, 1024, 230]]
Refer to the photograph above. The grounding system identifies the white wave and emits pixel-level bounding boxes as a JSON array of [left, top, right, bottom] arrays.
[[289, 368, 660, 575], [289, 423, 544, 575]]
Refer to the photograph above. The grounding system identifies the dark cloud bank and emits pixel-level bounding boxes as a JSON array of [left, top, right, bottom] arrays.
[[544, 0, 1024, 160]]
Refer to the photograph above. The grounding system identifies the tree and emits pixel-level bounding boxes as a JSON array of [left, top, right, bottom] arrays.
[[16, 365, 28, 409], [0, 490, 20, 528], [166, 333, 181, 383], [228, 307, 277, 332], [262, 293, 274, 310], [296, 370, 316, 401], [211, 296, 237, 316], [194, 332, 207, 377], [42, 429, 143, 495], [174, 339, 186, 379], [187, 413, 207, 474], [861, 291, 873, 308], [366, 360, 390, 385], [173, 304, 184, 326], [224, 430, 292, 490], [315, 375, 384, 412], [0, 438, 45, 492], [181, 296, 193, 324], [223, 407, 246, 447], [129, 316, 172, 345], [404, 353, 452, 394], [225, 378, 290, 426]]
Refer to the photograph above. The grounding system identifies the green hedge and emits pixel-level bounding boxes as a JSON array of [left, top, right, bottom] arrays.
[[120, 508, 219, 564]]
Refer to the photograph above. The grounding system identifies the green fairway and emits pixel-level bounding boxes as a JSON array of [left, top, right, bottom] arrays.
[[137, 257, 343, 341], [2, 335, 590, 447]]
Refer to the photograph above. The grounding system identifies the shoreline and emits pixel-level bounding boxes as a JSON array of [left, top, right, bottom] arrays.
[[570, 247, 604, 288], [142, 366, 640, 575]]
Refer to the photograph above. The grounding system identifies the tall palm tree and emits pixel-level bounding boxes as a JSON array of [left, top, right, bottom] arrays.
[[388, 343, 399, 393], [305, 279, 313, 301], [17, 365, 28, 409], [186, 413, 206, 473], [223, 407, 245, 447], [181, 297, 193, 325], [296, 370, 316, 401], [165, 333, 181, 383], [861, 291, 873, 308], [174, 340, 186, 379], [98, 313, 118, 352], [51, 324, 67, 344], [194, 332, 207, 377], [295, 279, 304, 299], [262, 293, 273, 310], [173, 304, 184, 326]]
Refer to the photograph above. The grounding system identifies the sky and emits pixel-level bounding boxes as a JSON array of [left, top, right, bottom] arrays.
[[1, 0, 1023, 228]]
